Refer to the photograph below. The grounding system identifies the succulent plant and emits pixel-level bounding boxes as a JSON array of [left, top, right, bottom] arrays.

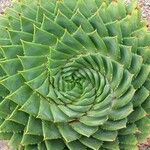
[[0, 0, 150, 149]]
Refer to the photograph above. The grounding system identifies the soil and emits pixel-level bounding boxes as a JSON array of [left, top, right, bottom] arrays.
[[0, 141, 10, 150]]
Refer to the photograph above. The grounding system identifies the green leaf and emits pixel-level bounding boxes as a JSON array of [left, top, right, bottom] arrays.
[[20, 93, 40, 116], [0, 120, 24, 132], [2, 45, 23, 59], [66, 140, 86, 150], [1, 74, 24, 92], [19, 55, 47, 69], [132, 65, 150, 89], [0, 38, 11, 45], [25, 116, 42, 135], [8, 30, 32, 44], [21, 15, 40, 33], [58, 123, 80, 142], [103, 36, 120, 60], [61, 30, 85, 51], [59, 105, 83, 118], [36, 6, 54, 23], [132, 86, 149, 107], [102, 140, 120, 150], [119, 124, 138, 135], [55, 1, 73, 19], [0, 99, 16, 116], [20, 65, 45, 81], [72, 9, 93, 32], [26, 71, 47, 90], [41, 15, 64, 38], [80, 137, 102, 150], [88, 30, 107, 54], [8, 107, 28, 125], [112, 86, 135, 109], [73, 26, 96, 51], [50, 104, 69, 122], [79, 116, 108, 126], [0, 132, 12, 140], [119, 45, 132, 68], [55, 10, 77, 33], [119, 144, 138, 150], [42, 121, 61, 140], [71, 121, 98, 137], [111, 62, 123, 89], [109, 103, 133, 120], [93, 130, 118, 142], [37, 99, 53, 121], [129, 54, 143, 75], [21, 134, 43, 145], [0, 59, 22, 76], [102, 119, 127, 131], [33, 26, 57, 45], [123, 37, 138, 53], [36, 77, 50, 96], [38, 142, 47, 150], [89, 10, 108, 37], [113, 70, 133, 98], [9, 133, 22, 149], [45, 140, 65, 150], [24, 145, 38, 150], [106, 21, 122, 42], [22, 41, 49, 56], [39, 0, 55, 13], [98, 2, 112, 23], [7, 85, 32, 105], [107, 1, 121, 21], [8, 14, 21, 31], [119, 134, 138, 145], [63, 0, 77, 11], [75, 0, 91, 18]]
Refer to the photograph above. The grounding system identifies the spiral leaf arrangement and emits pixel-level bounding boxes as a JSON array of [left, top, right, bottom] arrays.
[[0, 0, 150, 149]]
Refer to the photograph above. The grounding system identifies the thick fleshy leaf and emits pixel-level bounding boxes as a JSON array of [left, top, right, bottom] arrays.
[[71, 122, 98, 137], [58, 123, 81, 142], [93, 130, 118, 142]]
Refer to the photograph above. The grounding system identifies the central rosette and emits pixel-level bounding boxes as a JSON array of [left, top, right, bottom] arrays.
[[49, 63, 111, 125]]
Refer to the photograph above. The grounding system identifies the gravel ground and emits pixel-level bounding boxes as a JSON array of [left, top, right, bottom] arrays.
[[0, 0, 11, 13], [0, 141, 10, 150], [138, 0, 150, 30], [0, 0, 150, 150]]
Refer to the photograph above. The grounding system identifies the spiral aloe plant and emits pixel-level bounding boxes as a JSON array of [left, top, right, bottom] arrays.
[[0, 0, 150, 149]]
